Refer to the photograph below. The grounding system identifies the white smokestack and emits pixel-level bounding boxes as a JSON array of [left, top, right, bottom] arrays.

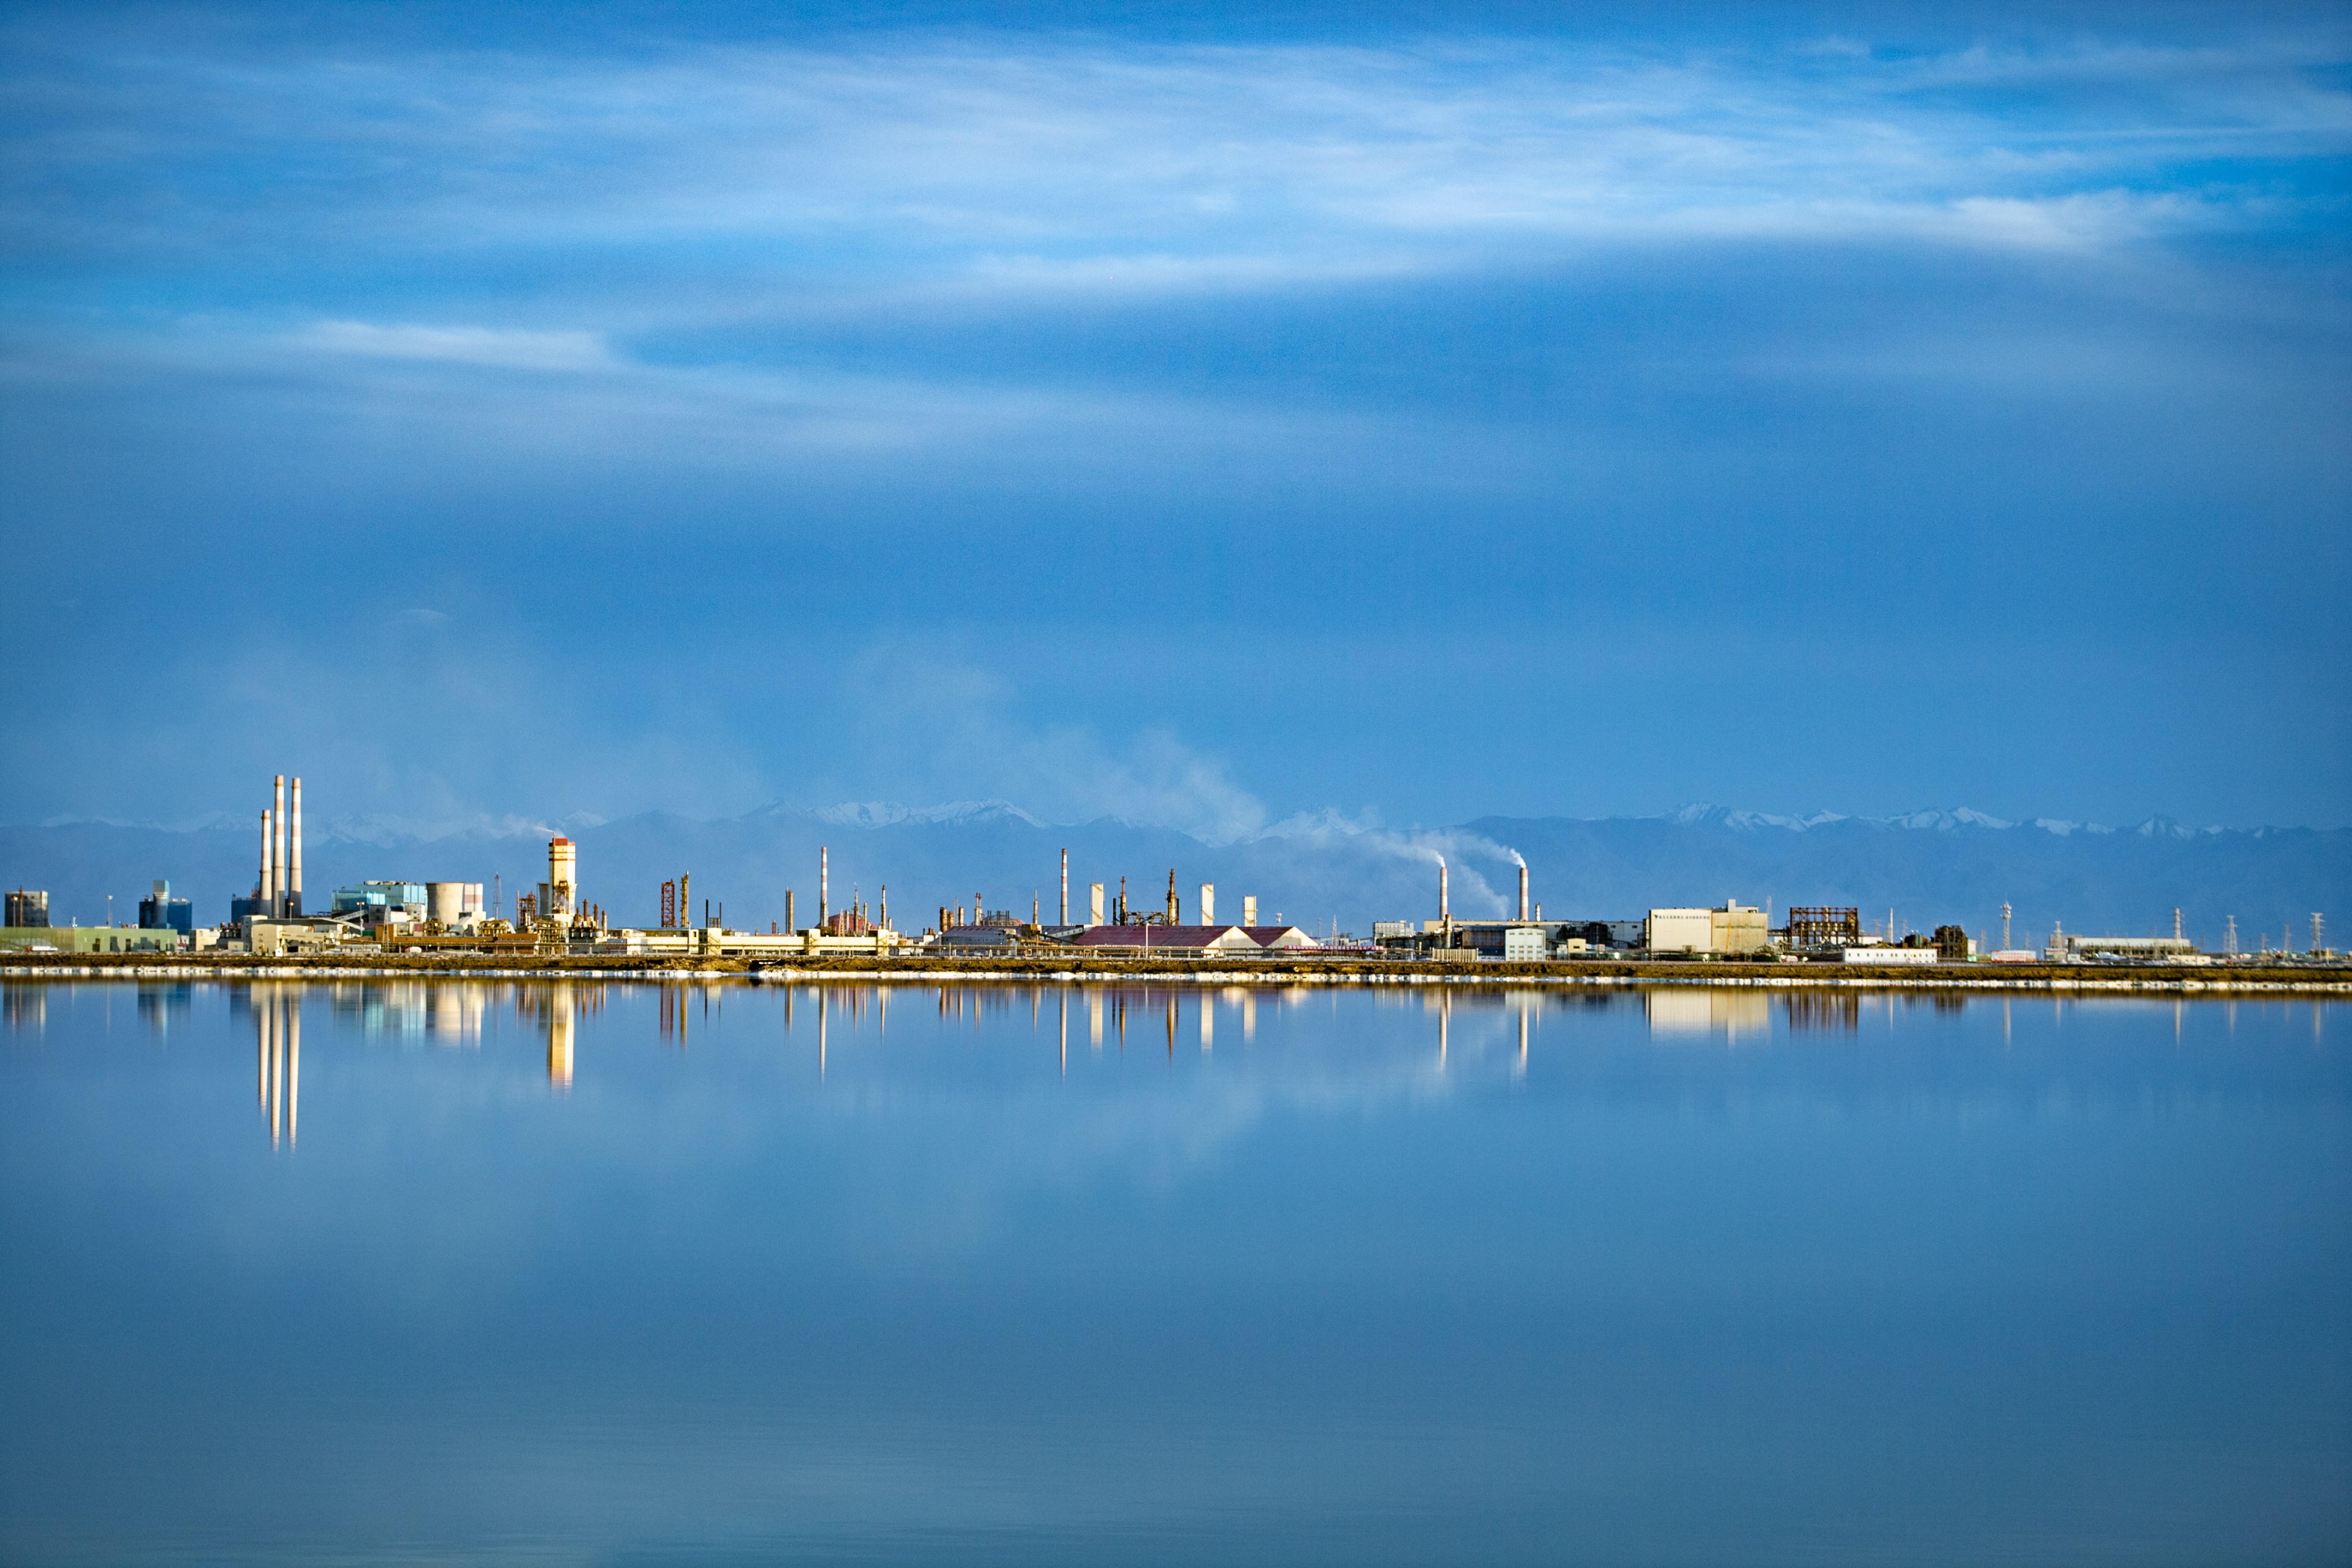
[[1243, 895, 1257, 927], [289, 776, 303, 914], [1518, 863, 1529, 922], [1438, 858, 1448, 921], [820, 847, 829, 925], [259, 808, 274, 906], [1061, 849, 1068, 926], [272, 775, 286, 913]]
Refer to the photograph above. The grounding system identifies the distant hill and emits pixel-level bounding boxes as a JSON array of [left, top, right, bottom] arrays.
[[3, 804, 2342, 952]]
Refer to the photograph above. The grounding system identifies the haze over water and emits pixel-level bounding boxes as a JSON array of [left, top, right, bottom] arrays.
[[2, 980, 2346, 1565]]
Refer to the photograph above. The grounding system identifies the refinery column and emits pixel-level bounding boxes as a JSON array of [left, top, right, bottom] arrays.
[[547, 837, 577, 920]]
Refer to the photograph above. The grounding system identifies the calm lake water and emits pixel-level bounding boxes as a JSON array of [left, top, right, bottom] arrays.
[[1, 980, 2346, 1566]]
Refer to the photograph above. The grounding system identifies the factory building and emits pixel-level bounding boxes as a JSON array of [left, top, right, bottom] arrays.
[[2063, 934, 2200, 960], [0, 924, 185, 955], [1373, 860, 1643, 959], [1785, 906, 1862, 950], [139, 881, 193, 937], [1061, 868, 1264, 936], [1378, 917, 1633, 959], [1068, 925, 1318, 955], [333, 881, 429, 925], [6, 888, 49, 929], [1645, 903, 1768, 956], [593, 925, 903, 958]]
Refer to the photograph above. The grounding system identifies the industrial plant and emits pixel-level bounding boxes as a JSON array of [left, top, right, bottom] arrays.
[[0, 773, 2338, 968]]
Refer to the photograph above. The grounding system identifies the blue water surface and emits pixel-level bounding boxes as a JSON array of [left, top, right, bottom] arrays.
[[1, 980, 2346, 1566]]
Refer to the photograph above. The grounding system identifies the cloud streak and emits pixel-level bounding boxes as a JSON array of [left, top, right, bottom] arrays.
[[6, 22, 2340, 307]]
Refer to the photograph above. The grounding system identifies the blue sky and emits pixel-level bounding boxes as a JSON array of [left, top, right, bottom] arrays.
[[3, 1, 2346, 840]]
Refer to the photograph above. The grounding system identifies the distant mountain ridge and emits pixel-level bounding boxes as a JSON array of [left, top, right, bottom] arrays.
[[5, 804, 2343, 952]]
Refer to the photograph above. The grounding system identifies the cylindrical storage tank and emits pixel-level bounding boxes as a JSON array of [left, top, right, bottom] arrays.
[[426, 882, 469, 927]]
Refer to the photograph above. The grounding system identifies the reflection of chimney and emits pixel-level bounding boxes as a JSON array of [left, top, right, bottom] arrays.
[[268, 997, 282, 1145], [286, 1000, 300, 1147], [289, 777, 304, 915], [1518, 863, 1529, 922], [547, 989, 574, 1089]]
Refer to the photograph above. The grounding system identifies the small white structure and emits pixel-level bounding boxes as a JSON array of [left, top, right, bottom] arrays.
[[1502, 926, 1547, 961], [1835, 946, 1939, 965]]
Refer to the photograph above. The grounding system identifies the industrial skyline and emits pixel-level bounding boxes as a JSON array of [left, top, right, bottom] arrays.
[[5, 773, 2337, 964]]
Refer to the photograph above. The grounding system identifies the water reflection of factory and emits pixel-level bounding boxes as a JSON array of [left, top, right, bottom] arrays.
[[518, 985, 607, 1087], [250, 984, 301, 1148], [191, 975, 1992, 1146], [327, 981, 609, 1088], [323, 982, 493, 1044]]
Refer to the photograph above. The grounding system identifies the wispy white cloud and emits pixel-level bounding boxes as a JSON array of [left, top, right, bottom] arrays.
[[6, 23, 2338, 309], [295, 321, 616, 372]]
